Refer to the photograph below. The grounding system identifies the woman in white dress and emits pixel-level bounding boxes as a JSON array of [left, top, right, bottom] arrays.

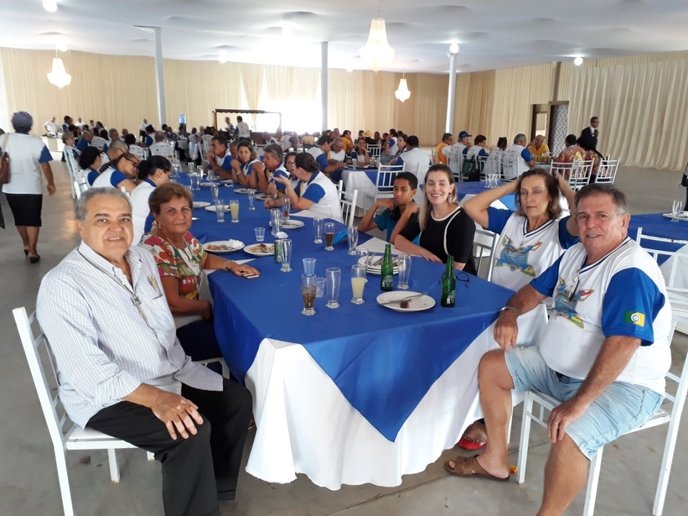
[[130, 155, 172, 244]]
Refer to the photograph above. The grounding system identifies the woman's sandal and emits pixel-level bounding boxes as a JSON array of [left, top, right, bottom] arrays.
[[444, 455, 510, 482]]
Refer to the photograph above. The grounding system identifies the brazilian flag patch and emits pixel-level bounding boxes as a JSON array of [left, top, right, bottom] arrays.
[[624, 311, 646, 327]]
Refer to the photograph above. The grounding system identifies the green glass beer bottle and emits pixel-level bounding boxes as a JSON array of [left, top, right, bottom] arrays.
[[380, 243, 394, 291], [441, 255, 456, 307]]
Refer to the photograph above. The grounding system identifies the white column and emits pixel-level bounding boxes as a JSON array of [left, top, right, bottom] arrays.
[[321, 41, 328, 131], [153, 27, 167, 126], [445, 52, 458, 134]]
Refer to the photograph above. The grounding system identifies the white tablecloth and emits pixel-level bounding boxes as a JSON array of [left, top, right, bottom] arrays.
[[342, 169, 377, 214], [243, 305, 547, 489]]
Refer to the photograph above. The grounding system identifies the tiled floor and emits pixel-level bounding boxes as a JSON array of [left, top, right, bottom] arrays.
[[1, 160, 686, 515]]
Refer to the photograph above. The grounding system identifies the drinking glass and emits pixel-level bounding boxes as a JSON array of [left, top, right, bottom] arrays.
[[210, 183, 220, 203], [301, 274, 316, 316], [315, 277, 326, 298], [325, 267, 341, 309], [254, 227, 265, 242], [229, 200, 240, 223], [350, 264, 367, 304], [324, 222, 335, 251], [215, 201, 225, 223], [247, 189, 256, 210], [279, 238, 292, 272], [313, 217, 324, 244], [347, 226, 359, 255], [270, 208, 282, 236], [671, 200, 682, 222], [397, 254, 412, 290], [302, 257, 316, 276], [282, 198, 291, 219]]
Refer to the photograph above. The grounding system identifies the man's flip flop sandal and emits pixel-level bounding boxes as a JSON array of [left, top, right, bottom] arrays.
[[444, 455, 510, 482]]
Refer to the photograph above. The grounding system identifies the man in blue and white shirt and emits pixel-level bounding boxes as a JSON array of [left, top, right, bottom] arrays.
[[445, 184, 672, 515], [37, 188, 252, 515]]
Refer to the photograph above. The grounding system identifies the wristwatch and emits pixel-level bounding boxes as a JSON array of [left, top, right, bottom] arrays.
[[499, 305, 519, 315]]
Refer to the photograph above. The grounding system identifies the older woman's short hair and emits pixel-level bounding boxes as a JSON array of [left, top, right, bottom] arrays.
[[11, 111, 33, 133], [148, 182, 193, 215]]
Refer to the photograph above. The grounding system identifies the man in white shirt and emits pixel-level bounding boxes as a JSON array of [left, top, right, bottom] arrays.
[[445, 185, 671, 515], [236, 116, 250, 139], [394, 135, 431, 199], [43, 116, 58, 137], [503, 133, 535, 180], [37, 188, 252, 515], [329, 137, 346, 162]]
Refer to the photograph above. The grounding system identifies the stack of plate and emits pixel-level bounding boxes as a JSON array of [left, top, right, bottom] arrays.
[[358, 255, 399, 275]]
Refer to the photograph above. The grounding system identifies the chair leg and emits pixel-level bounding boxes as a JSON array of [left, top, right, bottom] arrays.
[[652, 417, 682, 516], [54, 448, 76, 516], [517, 394, 534, 484], [107, 449, 120, 483], [582, 449, 603, 516], [221, 359, 230, 379]]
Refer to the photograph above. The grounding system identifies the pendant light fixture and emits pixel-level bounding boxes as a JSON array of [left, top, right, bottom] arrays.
[[394, 74, 411, 102], [47, 47, 71, 89], [360, 10, 394, 72]]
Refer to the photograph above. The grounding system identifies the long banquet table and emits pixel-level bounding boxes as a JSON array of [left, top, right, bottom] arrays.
[[187, 180, 547, 488]]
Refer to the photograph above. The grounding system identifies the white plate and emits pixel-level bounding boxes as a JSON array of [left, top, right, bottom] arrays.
[[199, 181, 215, 187], [193, 201, 210, 208], [234, 187, 252, 194], [376, 291, 435, 312], [244, 243, 275, 256], [359, 256, 399, 275], [255, 193, 268, 200], [662, 212, 688, 220], [269, 219, 305, 229], [204, 204, 225, 212], [219, 179, 234, 185], [203, 240, 244, 253]]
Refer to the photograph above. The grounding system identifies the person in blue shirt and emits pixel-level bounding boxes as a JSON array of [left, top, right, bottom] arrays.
[[75, 130, 93, 153], [79, 147, 102, 186], [358, 172, 419, 243], [207, 134, 233, 179], [230, 140, 265, 190], [144, 125, 155, 147]]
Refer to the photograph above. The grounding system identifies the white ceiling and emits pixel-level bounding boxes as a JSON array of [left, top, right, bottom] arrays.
[[2, 0, 688, 74]]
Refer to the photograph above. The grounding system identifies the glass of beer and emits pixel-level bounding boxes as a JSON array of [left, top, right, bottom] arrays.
[[301, 274, 316, 316], [350, 264, 367, 304], [324, 222, 335, 251], [229, 200, 240, 223]]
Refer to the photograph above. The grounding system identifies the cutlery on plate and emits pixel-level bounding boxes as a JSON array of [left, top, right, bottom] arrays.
[[382, 292, 428, 305]]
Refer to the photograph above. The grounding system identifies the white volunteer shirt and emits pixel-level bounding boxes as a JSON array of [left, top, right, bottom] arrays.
[[37, 243, 222, 427], [1, 133, 53, 194]]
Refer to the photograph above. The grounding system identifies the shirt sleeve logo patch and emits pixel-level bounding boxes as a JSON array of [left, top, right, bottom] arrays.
[[624, 311, 646, 327]]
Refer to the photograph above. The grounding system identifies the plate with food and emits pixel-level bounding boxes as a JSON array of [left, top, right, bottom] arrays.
[[268, 219, 305, 229], [193, 201, 210, 209], [376, 291, 435, 312], [234, 187, 252, 194], [244, 242, 275, 256], [203, 240, 244, 253], [359, 255, 399, 275]]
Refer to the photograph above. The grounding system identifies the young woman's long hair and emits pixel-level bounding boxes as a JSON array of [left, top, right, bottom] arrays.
[[418, 164, 457, 231]]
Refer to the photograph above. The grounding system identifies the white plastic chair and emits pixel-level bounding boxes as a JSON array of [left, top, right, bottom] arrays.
[[516, 323, 686, 516], [594, 158, 620, 184], [367, 143, 381, 159], [63, 147, 87, 201], [483, 151, 503, 179], [568, 159, 593, 191], [501, 151, 521, 181], [448, 146, 464, 182], [149, 142, 175, 158], [374, 164, 404, 201], [90, 136, 108, 151], [337, 179, 359, 227], [550, 161, 573, 179], [13, 307, 150, 516], [128, 144, 148, 160], [473, 228, 498, 282]]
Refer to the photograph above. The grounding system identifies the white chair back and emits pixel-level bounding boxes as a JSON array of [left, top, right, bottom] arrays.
[[595, 158, 620, 184], [201, 134, 213, 157], [63, 147, 87, 200], [549, 161, 573, 178], [476, 155, 489, 181], [337, 180, 359, 227], [483, 151, 503, 178], [128, 144, 148, 160], [90, 136, 108, 151], [149, 142, 175, 158], [448, 146, 464, 181], [13, 307, 143, 516], [374, 164, 404, 201], [501, 151, 520, 181], [568, 159, 593, 190], [516, 321, 687, 516], [367, 144, 381, 159], [473, 228, 498, 282]]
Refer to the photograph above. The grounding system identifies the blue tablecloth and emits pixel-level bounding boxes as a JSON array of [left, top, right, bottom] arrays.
[[629, 213, 688, 264], [188, 181, 515, 441]]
